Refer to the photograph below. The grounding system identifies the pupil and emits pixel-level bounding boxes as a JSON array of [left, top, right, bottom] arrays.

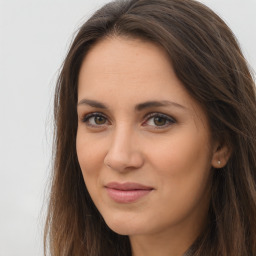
[[95, 116, 105, 124], [154, 117, 166, 126]]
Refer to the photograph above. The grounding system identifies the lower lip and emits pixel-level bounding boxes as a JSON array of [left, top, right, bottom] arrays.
[[106, 188, 152, 203]]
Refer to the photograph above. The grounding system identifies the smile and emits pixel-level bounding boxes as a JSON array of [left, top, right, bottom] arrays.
[[105, 182, 154, 203]]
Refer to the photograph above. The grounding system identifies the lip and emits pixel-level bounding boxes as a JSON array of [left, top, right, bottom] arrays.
[[105, 182, 153, 203]]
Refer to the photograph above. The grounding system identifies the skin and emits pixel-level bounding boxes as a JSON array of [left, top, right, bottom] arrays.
[[76, 37, 225, 256]]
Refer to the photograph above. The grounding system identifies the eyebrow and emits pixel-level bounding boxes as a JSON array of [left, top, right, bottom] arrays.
[[77, 99, 186, 111], [135, 100, 186, 111], [77, 99, 107, 109]]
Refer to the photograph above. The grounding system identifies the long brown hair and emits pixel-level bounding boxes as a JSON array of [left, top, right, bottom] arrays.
[[44, 0, 256, 255]]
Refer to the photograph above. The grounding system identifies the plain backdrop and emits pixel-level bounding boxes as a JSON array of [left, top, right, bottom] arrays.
[[0, 0, 255, 255]]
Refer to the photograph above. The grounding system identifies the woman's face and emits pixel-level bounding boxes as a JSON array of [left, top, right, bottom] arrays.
[[76, 37, 218, 238]]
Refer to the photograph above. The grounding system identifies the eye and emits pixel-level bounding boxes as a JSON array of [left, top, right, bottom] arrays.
[[82, 113, 109, 127], [142, 113, 176, 128]]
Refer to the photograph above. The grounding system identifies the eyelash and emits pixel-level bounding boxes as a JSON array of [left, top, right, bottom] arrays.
[[81, 112, 176, 129], [142, 113, 176, 129], [81, 112, 109, 128]]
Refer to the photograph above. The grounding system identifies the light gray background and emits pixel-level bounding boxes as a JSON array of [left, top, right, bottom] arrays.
[[0, 1, 255, 255]]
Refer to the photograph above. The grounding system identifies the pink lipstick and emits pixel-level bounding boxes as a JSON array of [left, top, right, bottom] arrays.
[[105, 182, 153, 203]]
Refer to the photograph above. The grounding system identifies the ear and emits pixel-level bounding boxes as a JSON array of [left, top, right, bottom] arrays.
[[211, 141, 232, 169]]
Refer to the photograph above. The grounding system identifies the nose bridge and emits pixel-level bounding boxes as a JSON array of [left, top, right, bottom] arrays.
[[104, 123, 143, 171], [112, 124, 132, 153]]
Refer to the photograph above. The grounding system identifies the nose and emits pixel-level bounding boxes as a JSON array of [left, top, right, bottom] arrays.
[[104, 126, 144, 172]]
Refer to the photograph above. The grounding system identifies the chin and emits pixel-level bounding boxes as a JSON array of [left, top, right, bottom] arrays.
[[105, 219, 137, 235], [102, 213, 146, 236]]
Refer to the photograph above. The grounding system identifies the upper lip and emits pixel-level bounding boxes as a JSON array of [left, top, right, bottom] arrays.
[[105, 182, 153, 191]]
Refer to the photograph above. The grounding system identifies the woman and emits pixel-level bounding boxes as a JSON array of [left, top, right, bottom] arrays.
[[44, 0, 256, 255]]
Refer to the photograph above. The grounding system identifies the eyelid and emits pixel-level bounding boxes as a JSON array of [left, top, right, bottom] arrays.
[[81, 112, 110, 126], [142, 112, 176, 128]]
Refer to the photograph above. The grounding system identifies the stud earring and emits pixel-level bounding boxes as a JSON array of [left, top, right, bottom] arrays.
[[217, 160, 221, 165]]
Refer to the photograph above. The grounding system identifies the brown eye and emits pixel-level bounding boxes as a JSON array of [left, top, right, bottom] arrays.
[[82, 113, 108, 127], [153, 116, 167, 126], [143, 113, 176, 129], [94, 116, 106, 125]]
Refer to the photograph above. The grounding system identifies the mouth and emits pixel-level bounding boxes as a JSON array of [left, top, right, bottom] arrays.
[[105, 182, 154, 203]]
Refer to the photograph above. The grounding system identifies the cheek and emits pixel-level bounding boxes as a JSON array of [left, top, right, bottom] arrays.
[[152, 127, 211, 172], [145, 133, 212, 227], [76, 132, 108, 209], [76, 131, 105, 180], [149, 128, 212, 198]]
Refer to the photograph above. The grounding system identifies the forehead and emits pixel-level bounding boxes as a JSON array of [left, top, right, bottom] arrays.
[[79, 37, 171, 84], [79, 38, 180, 98], [78, 37, 202, 114]]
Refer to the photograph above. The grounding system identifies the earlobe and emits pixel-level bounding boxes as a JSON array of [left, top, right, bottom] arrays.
[[211, 143, 232, 169]]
